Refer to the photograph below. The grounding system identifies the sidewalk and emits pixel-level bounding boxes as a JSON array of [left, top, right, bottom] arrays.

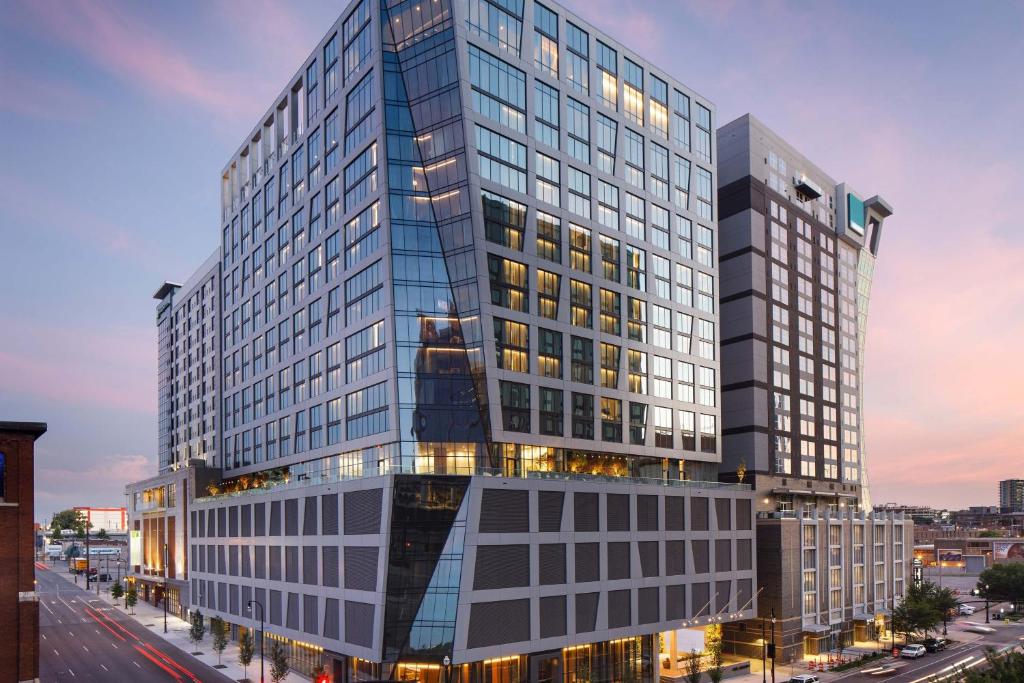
[[51, 565, 309, 682]]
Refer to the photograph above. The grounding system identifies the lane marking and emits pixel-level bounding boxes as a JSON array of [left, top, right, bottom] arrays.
[[82, 645, 90, 653], [100, 664, 108, 672], [41, 633, 47, 641], [133, 661, 141, 668], [53, 649, 60, 656], [67, 668, 75, 678]]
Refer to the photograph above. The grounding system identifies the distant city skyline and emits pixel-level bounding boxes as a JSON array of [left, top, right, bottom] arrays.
[[1, 0, 1021, 519]]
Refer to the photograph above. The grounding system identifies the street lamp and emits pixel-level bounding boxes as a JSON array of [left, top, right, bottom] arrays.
[[769, 607, 776, 683], [248, 599, 265, 683], [163, 543, 168, 633], [760, 617, 767, 683], [984, 583, 990, 624], [443, 655, 452, 683]]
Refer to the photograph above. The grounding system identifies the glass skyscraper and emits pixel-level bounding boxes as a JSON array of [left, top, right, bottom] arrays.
[[127, 1, 758, 680]]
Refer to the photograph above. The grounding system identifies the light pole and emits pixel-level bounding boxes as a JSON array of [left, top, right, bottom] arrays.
[[769, 607, 776, 683], [984, 583, 990, 624], [443, 655, 452, 683], [248, 599, 265, 683], [163, 542, 168, 633], [760, 617, 767, 683]]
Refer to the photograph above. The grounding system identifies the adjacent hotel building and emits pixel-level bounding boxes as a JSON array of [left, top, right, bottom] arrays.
[[127, 0, 758, 681], [715, 115, 911, 662]]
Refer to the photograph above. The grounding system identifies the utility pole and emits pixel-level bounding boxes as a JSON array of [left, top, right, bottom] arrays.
[[770, 607, 776, 683], [84, 516, 90, 592], [760, 617, 767, 683]]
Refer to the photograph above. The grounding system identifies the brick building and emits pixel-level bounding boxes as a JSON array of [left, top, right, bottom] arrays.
[[0, 421, 47, 683]]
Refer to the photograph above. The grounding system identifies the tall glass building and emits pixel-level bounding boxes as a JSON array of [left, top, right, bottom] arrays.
[[716, 114, 911, 661], [127, 1, 757, 680]]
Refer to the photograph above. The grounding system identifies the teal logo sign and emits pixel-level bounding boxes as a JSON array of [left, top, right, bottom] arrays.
[[847, 193, 865, 235]]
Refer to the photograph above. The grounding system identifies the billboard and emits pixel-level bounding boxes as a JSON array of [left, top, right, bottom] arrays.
[[993, 542, 1024, 560], [937, 549, 963, 563]]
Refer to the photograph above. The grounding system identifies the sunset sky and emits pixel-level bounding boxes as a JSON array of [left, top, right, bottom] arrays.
[[1, 0, 1021, 521]]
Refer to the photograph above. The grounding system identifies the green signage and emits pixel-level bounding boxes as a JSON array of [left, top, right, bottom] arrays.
[[848, 193, 865, 235]]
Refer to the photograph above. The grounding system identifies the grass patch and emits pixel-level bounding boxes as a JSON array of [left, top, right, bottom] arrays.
[[831, 652, 885, 672]]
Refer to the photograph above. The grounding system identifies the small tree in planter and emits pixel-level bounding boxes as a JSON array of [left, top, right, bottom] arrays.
[[211, 616, 229, 666], [270, 640, 289, 683], [125, 585, 137, 614], [685, 649, 703, 683], [189, 610, 206, 653], [110, 581, 124, 606], [238, 630, 255, 682]]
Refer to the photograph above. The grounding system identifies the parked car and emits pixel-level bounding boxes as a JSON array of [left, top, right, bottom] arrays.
[[959, 604, 976, 615], [789, 675, 820, 683], [923, 638, 948, 652], [900, 644, 927, 659], [96, 572, 113, 582]]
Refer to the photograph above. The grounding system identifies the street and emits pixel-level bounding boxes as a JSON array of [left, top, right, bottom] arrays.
[[839, 616, 1024, 683], [36, 562, 235, 682]]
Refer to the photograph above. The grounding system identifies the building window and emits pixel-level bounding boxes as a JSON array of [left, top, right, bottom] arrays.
[[565, 21, 589, 93], [597, 180, 619, 230], [601, 397, 623, 442], [570, 279, 592, 328], [623, 129, 645, 190], [679, 410, 696, 451], [628, 349, 647, 394], [599, 342, 620, 389], [567, 167, 591, 219], [345, 320, 386, 382], [570, 336, 593, 384], [566, 98, 590, 163], [537, 269, 561, 320], [626, 245, 646, 291], [627, 297, 647, 342], [346, 381, 388, 439], [488, 254, 529, 312], [672, 90, 691, 151], [596, 113, 617, 174], [538, 328, 562, 378], [539, 387, 563, 436], [596, 40, 617, 110], [345, 201, 380, 268], [483, 191, 526, 250], [599, 288, 621, 335], [344, 142, 378, 212], [650, 75, 668, 139], [494, 317, 529, 372], [700, 414, 717, 454], [600, 235, 620, 282], [500, 381, 531, 433], [572, 392, 595, 439], [569, 224, 591, 273], [674, 157, 691, 212], [466, 0, 523, 55], [695, 166, 713, 220], [476, 125, 527, 193], [654, 406, 673, 448], [534, 80, 559, 149], [535, 152, 561, 207], [629, 402, 647, 446], [694, 102, 712, 163], [533, 2, 558, 78], [470, 45, 527, 133], [531, 212, 562, 264], [345, 260, 383, 324]]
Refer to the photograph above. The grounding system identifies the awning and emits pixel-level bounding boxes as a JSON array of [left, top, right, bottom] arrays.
[[803, 623, 830, 634]]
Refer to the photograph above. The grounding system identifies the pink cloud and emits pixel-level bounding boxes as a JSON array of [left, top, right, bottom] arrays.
[[20, 0, 263, 121], [0, 318, 154, 415], [35, 452, 153, 513], [0, 62, 95, 121]]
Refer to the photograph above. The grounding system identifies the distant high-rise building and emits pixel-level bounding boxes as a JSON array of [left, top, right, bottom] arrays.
[[127, 1, 759, 680], [715, 114, 911, 661], [1000, 479, 1024, 513], [153, 248, 221, 473]]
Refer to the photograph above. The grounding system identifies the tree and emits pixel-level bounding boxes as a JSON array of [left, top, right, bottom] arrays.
[[270, 640, 289, 683], [211, 616, 229, 666], [706, 642, 724, 683], [96, 528, 109, 540], [978, 530, 1003, 538], [684, 649, 703, 683], [110, 581, 124, 605], [189, 610, 206, 651], [238, 630, 255, 682], [50, 509, 85, 536], [125, 585, 138, 614], [929, 585, 959, 636], [978, 564, 1024, 607]]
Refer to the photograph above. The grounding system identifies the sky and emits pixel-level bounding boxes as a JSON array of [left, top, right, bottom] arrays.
[[1, 0, 1021, 522]]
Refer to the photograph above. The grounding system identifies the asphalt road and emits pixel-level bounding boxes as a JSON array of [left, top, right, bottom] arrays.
[[36, 562, 235, 683], [839, 616, 1024, 683]]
